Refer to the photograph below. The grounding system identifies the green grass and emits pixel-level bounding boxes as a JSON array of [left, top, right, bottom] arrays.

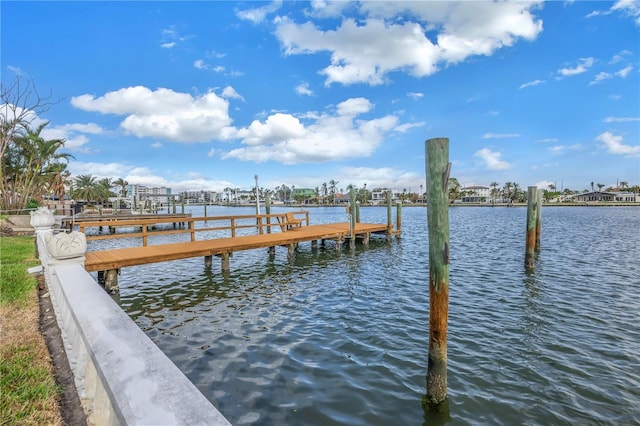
[[0, 236, 40, 305], [0, 235, 61, 425], [0, 345, 60, 424]]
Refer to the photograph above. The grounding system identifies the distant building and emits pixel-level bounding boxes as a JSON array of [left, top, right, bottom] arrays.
[[461, 185, 489, 203], [127, 184, 172, 206], [571, 191, 639, 202], [370, 188, 401, 204], [293, 188, 316, 203]]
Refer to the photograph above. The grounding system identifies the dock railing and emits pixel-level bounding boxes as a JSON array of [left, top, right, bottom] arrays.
[[76, 211, 310, 247]]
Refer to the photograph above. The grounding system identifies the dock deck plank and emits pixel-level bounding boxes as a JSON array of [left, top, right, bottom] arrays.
[[84, 222, 391, 272]]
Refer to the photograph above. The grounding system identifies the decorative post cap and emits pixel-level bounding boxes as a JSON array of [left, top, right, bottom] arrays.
[[30, 207, 55, 230]]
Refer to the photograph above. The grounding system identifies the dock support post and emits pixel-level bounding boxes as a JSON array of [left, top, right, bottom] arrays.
[[335, 238, 343, 251], [267, 194, 276, 256], [311, 240, 318, 251], [204, 255, 212, 268], [287, 244, 296, 262], [535, 190, 542, 253], [219, 252, 230, 272], [386, 190, 393, 242], [350, 189, 356, 250], [105, 269, 119, 294], [362, 232, 370, 247], [204, 202, 207, 218], [525, 186, 538, 271], [396, 201, 402, 238], [356, 201, 360, 223], [424, 137, 451, 408]]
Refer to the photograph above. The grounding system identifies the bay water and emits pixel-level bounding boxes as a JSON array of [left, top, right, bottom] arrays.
[[87, 206, 640, 425]]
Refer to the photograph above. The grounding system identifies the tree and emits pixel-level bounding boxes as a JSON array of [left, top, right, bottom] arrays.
[[597, 183, 605, 192], [1, 122, 73, 210], [71, 174, 100, 203], [329, 180, 338, 203], [113, 178, 128, 197], [619, 181, 628, 190], [1, 75, 59, 162], [490, 181, 500, 204], [447, 178, 461, 201], [591, 181, 594, 192]]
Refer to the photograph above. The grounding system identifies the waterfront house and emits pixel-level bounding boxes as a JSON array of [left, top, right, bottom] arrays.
[[570, 191, 640, 203]]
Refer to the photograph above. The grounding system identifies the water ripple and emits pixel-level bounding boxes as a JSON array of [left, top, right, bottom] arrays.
[[105, 206, 640, 425]]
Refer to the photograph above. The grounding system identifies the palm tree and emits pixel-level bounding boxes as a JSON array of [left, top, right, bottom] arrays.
[[329, 180, 338, 203], [1, 122, 73, 209], [46, 162, 71, 201], [448, 178, 461, 201], [71, 174, 100, 203], [490, 181, 500, 204], [113, 178, 128, 197], [590, 181, 594, 192], [619, 181, 628, 190], [321, 182, 328, 204], [597, 183, 605, 192]]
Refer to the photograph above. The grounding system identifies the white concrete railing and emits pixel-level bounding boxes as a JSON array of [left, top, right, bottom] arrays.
[[33, 207, 230, 426]]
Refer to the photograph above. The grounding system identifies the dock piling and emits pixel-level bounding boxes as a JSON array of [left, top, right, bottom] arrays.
[[424, 137, 451, 407], [525, 186, 538, 271], [386, 190, 393, 241], [535, 190, 542, 253], [396, 201, 402, 237]]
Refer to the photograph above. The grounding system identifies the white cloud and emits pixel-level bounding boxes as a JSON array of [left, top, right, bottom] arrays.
[[589, 71, 612, 85], [558, 57, 595, 77], [535, 138, 559, 143], [237, 0, 283, 23], [548, 144, 583, 154], [611, 0, 640, 24], [160, 42, 176, 49], [535, 180, 555, 189], [194, 59, 207, 69], [274, 2, 543, 86], [395, 122, 425, 133], [71, 86, 236, 143], [69, 161, 234, 193], [295, 82, 314, 96], [338, 166, 423, 191], [151, 142, 162, 148], [596, 131, 640, 156], [207, 148, 215, 157], [40, 122, 106, 152], [610, 49, 632, 64], [616, 65, 633, 77], [221, 86, 245, 101], [604, 116, 640, 123], [474, 147, 511, 170], [609, 94, 622, 100], [481, 132, 520, 139], [222, 97, 403, 164], [519, 79, 545, 89], [407, 92, 424, 100]]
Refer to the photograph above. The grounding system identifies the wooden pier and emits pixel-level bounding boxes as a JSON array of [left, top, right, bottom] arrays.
[[80, 212, 399, 292]]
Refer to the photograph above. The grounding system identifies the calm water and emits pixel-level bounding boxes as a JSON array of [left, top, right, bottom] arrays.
[[88, 206, 640, 425]]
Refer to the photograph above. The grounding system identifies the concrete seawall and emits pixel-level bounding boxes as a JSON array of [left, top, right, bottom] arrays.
[[34, 223, 230, 425]]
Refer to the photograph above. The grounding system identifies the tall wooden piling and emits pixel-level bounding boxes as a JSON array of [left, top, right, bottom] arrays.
[[266, 193, 275, 255], [350, 189, 356, 249], [386, 190, 393, 241], [525, 186, 538, 271], [396, 201, 402, 236], [535, 190, 542, 253], [424, 137, 451, 407]]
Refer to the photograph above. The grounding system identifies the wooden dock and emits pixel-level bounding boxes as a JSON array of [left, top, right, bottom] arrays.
[[81, 212, 399, 292]]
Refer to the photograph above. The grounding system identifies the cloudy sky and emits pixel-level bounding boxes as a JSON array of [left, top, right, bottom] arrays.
[[3, 1, 639, 193]]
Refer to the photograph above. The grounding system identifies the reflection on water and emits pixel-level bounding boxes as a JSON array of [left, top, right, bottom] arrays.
[[93, 206, 640, 425]]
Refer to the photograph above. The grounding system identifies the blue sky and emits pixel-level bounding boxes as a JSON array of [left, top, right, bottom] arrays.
[[3, 1, 639, 194]]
